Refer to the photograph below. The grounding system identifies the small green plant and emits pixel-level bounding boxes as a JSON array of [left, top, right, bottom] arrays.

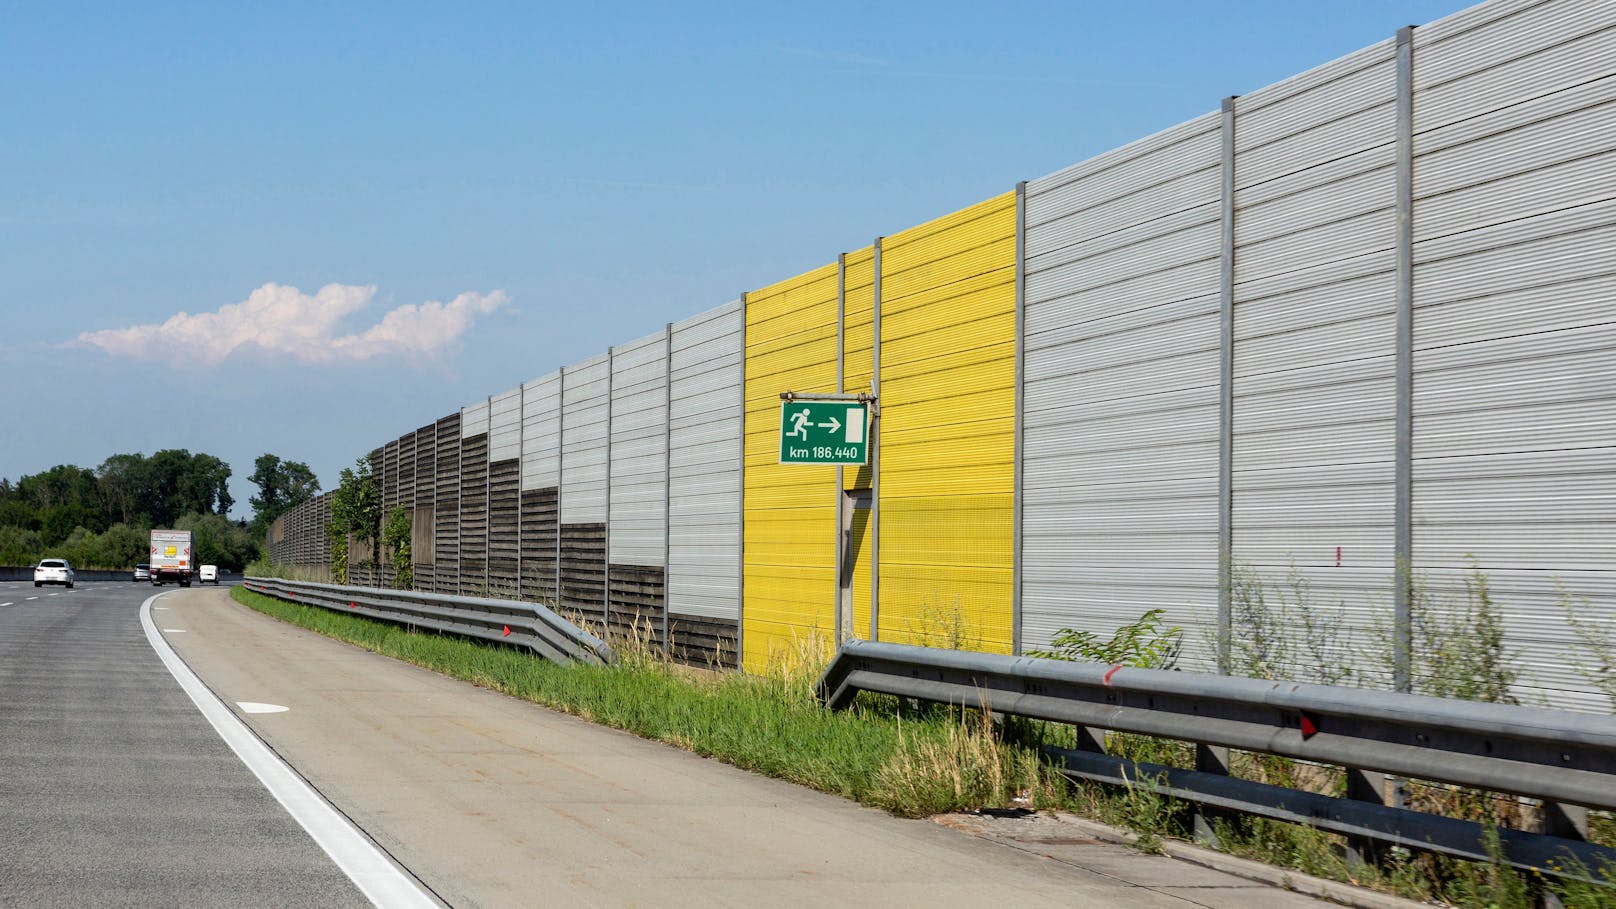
[[1227, 564, 1352, 685], [1108, 767, 1174, 854], [1028, 608, 1182, 669], [1565, 585, 1616, 712], [327, 529, 349, 585], [903, 592, 982, 652], [1402, 561, 1519, 704], [381, 506, 412, 590]]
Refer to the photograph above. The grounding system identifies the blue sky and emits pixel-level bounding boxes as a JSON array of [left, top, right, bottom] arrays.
[[1, 0, 1472, 519]]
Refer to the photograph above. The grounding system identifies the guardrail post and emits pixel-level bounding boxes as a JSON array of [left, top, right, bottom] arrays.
[[1074, 724, 1105, 755], [1540, 801, 1589, 909], [1345, 768, 1390, 870], [1193, 744, 1231, 846]]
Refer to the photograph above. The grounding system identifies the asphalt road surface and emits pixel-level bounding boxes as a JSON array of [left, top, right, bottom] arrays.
[[0, 580, 377, 908], [3, 581, 1363, 909]]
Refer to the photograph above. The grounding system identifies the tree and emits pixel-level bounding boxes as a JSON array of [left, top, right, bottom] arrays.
[[248, 454, 321, 535], [177, 513, 262, 571], [327, 456, 380, 584]]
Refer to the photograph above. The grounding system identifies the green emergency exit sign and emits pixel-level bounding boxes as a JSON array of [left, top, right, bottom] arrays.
[[779, 400, 870, 465]]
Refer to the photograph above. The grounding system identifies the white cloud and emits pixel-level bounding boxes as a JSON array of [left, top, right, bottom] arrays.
[[76, 283, 510, 366]]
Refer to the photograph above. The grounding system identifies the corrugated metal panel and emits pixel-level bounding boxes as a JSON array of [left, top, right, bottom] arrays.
[[1413, 0, 1607, 97], [521, 372, 561, 491], [1023, 112, 1223, 662], [668, 301, 743, 622], [743, 263, 840, 669], [396, 430, 415, 512], [1414, 567, 1616, 714], [561, 354, 610, 524], [413, 423, 435, 583], [432, 413, 461, 592], [609, 329, 668, 568], [461, 400, 489, 439], [459, 429, 489, 591], [1226, 31, 1399, 678], [1410, 0, 1616, 711], [878, 192, 1016, 654], [489, 388, 521, 463]]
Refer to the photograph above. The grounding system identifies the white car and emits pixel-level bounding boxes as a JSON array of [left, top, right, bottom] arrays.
[[34, 559, 75, 589], [199, 564, 219, 584]]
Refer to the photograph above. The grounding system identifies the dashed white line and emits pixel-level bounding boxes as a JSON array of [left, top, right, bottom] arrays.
[[140, 592, 438, 908], [25, 596, 38, 601]]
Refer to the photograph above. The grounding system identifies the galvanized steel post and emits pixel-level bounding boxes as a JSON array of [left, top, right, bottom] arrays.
[[835, 252, 847, 643], [1217, 95, 1237, 677], [1013, 181, 1026, 655], [485, 394, 492, 594], [556, 365, 566, 609], [737, 292, 747, 669], [516, 383, 525, 601], [456, 412, 464, 595], [869, 238, 882, 642], [1393, 24, 1415, 696], [604, 346, 614, 633], [663, 322, 673, 657]]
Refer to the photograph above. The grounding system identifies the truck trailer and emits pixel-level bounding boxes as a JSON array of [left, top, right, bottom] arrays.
[[149, 529, 194, 587]]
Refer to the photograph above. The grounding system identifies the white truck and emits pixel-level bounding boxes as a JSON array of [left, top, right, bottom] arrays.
[[149, 529, 194, 587]]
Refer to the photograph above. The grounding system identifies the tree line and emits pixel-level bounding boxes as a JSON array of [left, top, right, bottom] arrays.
[[0, 450, 320, 570]]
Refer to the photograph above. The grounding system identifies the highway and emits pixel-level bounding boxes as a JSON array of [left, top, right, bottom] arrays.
[[1, 582, 1362, 908], [0, 580, 374, 907]]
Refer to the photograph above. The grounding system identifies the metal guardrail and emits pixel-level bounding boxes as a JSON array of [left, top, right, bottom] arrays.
[[242, 577, 613, 666], [817, 639, 1616, 878]]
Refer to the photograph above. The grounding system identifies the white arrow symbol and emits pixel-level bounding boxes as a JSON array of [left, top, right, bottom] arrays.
[[817, 416, 842, 433]]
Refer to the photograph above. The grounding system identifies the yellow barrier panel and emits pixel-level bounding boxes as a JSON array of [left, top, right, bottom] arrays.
[[876, 192, 1017, 653]]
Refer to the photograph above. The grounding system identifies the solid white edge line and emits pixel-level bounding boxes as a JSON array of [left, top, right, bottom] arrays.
[[140, 592, 438, 909]]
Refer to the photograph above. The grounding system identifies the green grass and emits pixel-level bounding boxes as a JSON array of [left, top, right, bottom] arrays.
[[229, 585, 1616, 907], [229, 585, 1073, 817]]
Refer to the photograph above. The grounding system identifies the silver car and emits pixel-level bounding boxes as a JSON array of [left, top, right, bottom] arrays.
[[34, 558, 75, 589]]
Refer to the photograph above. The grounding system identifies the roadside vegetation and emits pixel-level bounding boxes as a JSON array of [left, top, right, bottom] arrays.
[[232, 564, 1616, 908], [0, 450, 299, 569], [229, 584, 1072, 817]]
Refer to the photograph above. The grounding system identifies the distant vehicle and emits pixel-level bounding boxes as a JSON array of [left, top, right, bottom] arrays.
[[133, 563, 151, 582], [149, 529, 193, 587], [34, 559, 74, 589], [199, 564, 218, 584]]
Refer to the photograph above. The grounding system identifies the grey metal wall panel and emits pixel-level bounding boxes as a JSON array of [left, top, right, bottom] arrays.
[[1022, 111, 1223, 664], [1224, 34, 1399, 682], [609, 330, 668, 567], [521, 372, 561, 492], [461, 400, 490, 439], [561, 354, 610, 524], [1408, 0, 1616, 711], [489, 388, 521, 463], [667, 300, 743, 620]]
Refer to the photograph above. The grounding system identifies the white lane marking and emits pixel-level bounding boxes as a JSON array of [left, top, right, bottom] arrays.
[[154, 606, 170, 610], [140, 592, 438, 909], [48, 593, 60, 597], [26, 597, 38, 601], [163, 628, 188, 633], [1, 602, 12, 607], [238, 702, 290, 714]]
